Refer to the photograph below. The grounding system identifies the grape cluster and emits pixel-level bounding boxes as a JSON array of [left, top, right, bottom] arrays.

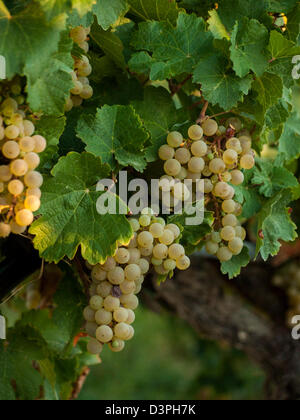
[[84, 209, 190, 355], [158, 117, 255, 263], [65, 26, 93, 112], [0, 80, 46, 238], [273, 262, 300, 327]]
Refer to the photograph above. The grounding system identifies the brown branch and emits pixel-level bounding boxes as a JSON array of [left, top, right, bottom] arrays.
[[142, 257, 300, 400], [70, 367, 90, 400], [196, 100, 209, 124], [169, 74, 193, 96]]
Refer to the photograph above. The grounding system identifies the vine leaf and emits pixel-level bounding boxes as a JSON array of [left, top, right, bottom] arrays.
[[193, 53, 252, 110], [255, 189, 298, 261], [230, 18, 270, 78], [130, 12, 213, 80], [93, 0, 129, 30], [25, 30, 74, 116], [278, 112, 300, 163], [127, 0, 179, 24], [0, 2, 63, 78], [77, 105, 150, 172], [221, 247, 250, 279], [131, 87, 189, 162], [252, 72, 283, 114], [30, 152, 133, 265], [252, 160, 298, 198]]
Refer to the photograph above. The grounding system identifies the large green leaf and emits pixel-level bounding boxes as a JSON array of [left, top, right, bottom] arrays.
[[30, 152, 133, 264], [131, 87, 189, 162], [230, 18, 270, 78], [130, 12, 214, 80], [278, 112, 300, 162], [127, 0, 179, 23], [268, 31, 300, 88], [0, 2, 64, 78], [252, 72, 283, 114], [25, 30, 74, 115], [93, 0, 128, 30], [193, 53, 253, 110], [77, 105, 150, 172], [255, 189, 297, 260]]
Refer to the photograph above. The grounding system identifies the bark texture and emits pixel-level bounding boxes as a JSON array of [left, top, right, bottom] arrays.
[[142, 256, 300, 400]]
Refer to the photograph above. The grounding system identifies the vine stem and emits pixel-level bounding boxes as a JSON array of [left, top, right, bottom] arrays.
[[169, 74, 192, 96], [196, 100, 209, 124], [208, 110, 232, 120]]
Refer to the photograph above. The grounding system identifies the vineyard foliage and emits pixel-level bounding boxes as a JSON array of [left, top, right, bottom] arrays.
[[0, 0, 299, 400]]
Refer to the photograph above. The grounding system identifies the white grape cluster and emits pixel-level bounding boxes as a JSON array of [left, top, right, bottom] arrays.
[[0, 81, 46, 238], [84, 209, 190, 356], [158, 117, 255, 263], [273, 262, 300, 327], [65, 26, 93, 112]]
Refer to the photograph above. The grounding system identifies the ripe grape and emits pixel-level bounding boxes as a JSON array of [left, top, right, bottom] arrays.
[[24, 171, 43, 188], [129, 219, 140, 232], [96, 281, 112, 298], [205, 241, 219, 255], [90, 295, 104, 311], [240, 154, 255, 170], [15, 209, 34, 227], [202, 119, 218, 136], [209, 158, 226, 174], [168, 243, 185, 260], [120, 280, 136, 294], [2, 141, 20, 159], [83, 306, 95, 322], [80, 85, 93, 99], [115, 248, 130, 264], [175, 148, 191, 165], [159, 144, 175, 161], [24, 152, 40, 170], [217, 247, 233, 262], [166, 224, 180, 239], [87, 338, 103, 355], [114, 322, 130, 340], [163, 259, 177, 271], [113, 308, 128, 323], [226, 138, 242, 154], [96, 325, 113, 343], [188, 157, 205, 173], [91, 265, 107, 282], [128, 248, 141, 264], [204, 179, 213, 193], [188, 124, 203, 141], [137, 231, 153, 248], [124, 264, 141, 282], [126, 309, 135, 324], [153, 243, 168, 259], [32, 135, 47, 153], [8, 180, 24, 196], [19, 137, 35, 153], [103, 296, 120, 311], [176, 255, 191, 270], [101, 256, 116, 272], [235, 226, 246, 241], [138, 258, 149, 274], [107, 267, 125, 285], [221, 226, 236, 241], [0, 165, 12, 182], [214, 182, 231, 199], [191, 140, 208, 157], [24, 195, 41, 212], [95, 308, 112, 325], [222, 199, 236, 214], [0, 222, 11, 238], [149, 222, 164, 239], [120, 293, 139, 310], [23, 120, 35, 137], [167, 132, 183, 148], [164, 159, 181, 177], [226, 117, 242, 132], [10, 220, 26, 234], [223, 149, 238, 165], [228, 237, 243, 255], [139, 214, 151, 227], [222, 214, 238, 227], [5, 125, 20, 139], [159, 229, 175, 246]]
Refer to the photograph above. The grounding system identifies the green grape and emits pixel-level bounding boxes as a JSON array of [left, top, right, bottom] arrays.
[[202, 119, 218, 136], [120, 280, 136, 294], [205, 241, 219, 255], [188, 157, 205, 174], [228, 237, 244, 255], [167, 131, 183, 148], [220, 226, 236, 241], [222, 199, 236, 214], [164, 159, 181, 177], [96, 325, 113, 343], [188, 124, 204, 141], [217, 247, 233, 262], [175, 147, 191, 165], [139, 214, 151, 227], [107, 267, 125, 285], [209, 158, 226, 174], [191, 140, 208, 157], [159, 229, 175, 246], [240, 154, 255, 170], [87, 338, 103, 355], [113, 308, 129, 323], [90, 295, 103, 311], [159, 144, 175, 161], [114, 322, 130, 340], [95, 308, 112, 325], [103, 296, 120, 311], [176, 255, 191, 270], [222, 214, 238, 227]]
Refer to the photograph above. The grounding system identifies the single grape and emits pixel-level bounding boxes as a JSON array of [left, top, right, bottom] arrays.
[[80, 84, 93, 99], [223, 149, 238, 165], [124, 264, 141, 282], [126, 309, 135, 324], [188, 125, 203, 141], [188, 157, 205, 174], [115, 248, 130, 264], [108, 339, 125, 353], [222, 199, 236, 214], [163, 259, 177, 271], [24, 195, 41, 212], [137, 231, 154, 248], [101, 257, 116, 272], [23, 120, 35, 137], [15, 209, 34, 227], [153, 243, 168, 260], [164, 159, 181, 177], [138, 258, 150, 274], [24, 171, 43, 188], [120, 280, 136, 294], [240, 154, 255, 170], [191, 140, 208, 157], [91, 265, 107, 283], [32, 135, 47, 153], [149, 222, 164, 239], [176, 255, 191, 270], [83, 306, 95, 322], [85, 322, 98, 337], [214, 182, 231, 199], [167, 132, 183, 148], [217, 247, 233, 262], [235, 226, 246, 241], [95, 308, 112, 325], [96, 325, 113, 343], [0, 222, 11, 238], [159, 229, 175, 246], [165, 224, 180, 239], [202, 119, 218, 136], [113, 308, 129, 323], [70, 26, 87, 44], [238, 136, 252, 153], [204, 179, 213, 193], [168, 243, 185, 260], [10, 220, 26, 234], [24, 152, 40, 170], [19, 137, 35, 153], [205, 241, 219, 255], [8, 179, 24, 196], [5, 125, 20, 140], [228, 237, 243, 255], [209, 158, 226, 174], [128, 248, 141, 264], [139, 214, 151, 227], [159, 144, 175, 161], [107, 267, 125, 285], [90, 295, 104, 311], [2, 141, 20, 159], [129, 218, 140, 232], [87, 338, 103, 355], [96, 281, 112, 298], [114, 322, 130, 340], [175, 148, 191, 165], [120, 293, 139, 310], [103, 295, 120, 311], [222, 214, 238, 227], [226, 117, 242, 132], [226, 138, 242, 154], [221, 226, 236, 241]]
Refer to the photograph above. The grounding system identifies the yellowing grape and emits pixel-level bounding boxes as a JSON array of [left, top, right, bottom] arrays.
[[113, 308, 128, 323], [176, 255, 191, 270], [228, 237, 243, 255], [10, 159, 28, 177], [202, 119, 218, 136], [188, 157, 205, 173], [32, 135, 47, 153], [95, 308, 112, 325], [5, 125, 20, 139], [222, 214, 238, 227], [191, 140, 208, 157], [24, 152, 40, 170], [19, 137, 35, 153], [159, 229, 175, 246], [164, 159, 181, 177], [240, 154, 255, 170], [159, 144, 175, 161], [103, 296, 120, 312], [217, 247, 233, 262], [114, 323, 130, 340], [222, 199, 236, 214], [8, 179, 24, 196], [209, 158, 226, 174], [2, 141, 20, 159], [205, 241, 219, 255], [175, 147, 191, 165], [15, 209, 34, 227], [0, 222, 11, 238], [80, 84, 93, 99], [24, 171, 43, 188], [165, 223, 180, 239], [223, 149, 238, 165], [10, 220, 26, 235], [120, 293, 139, 310], [24, 195, 41, 212], [168, 243, 185, 260], [96, 325, 113, 343], [221, 226, 236, 241], [23, 120, 35, 137]]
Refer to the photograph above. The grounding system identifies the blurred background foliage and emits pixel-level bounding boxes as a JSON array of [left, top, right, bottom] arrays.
[[79, 305, 265, 400]]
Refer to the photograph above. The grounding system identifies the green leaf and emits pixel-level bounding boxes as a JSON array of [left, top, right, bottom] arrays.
[[67, 7, 93, 27], [77, 105, 150, 172], [255, 189, 297, 260], [252, 72, 283, 114], [131, 86, 189, 162], [265, 100, 289, 129], [266, 0, 299, 13], [278, 112, 300, 162], [30, 152, 133, 264], [0, 327, 47, 400], [25, 30, 74, 115], [91, 21, 127, 69], [0, 2, 64, 78], [221, 247, 250, 279], [215, 0, 269, 32], [207, 9, 230, 40], [268, 30, 300, 88], [233, 181, 262, 219], [71, 0, 95, 16], [93, 0, 129, 30], [127, 0, 179, 24], [252, 160, 299, 197], [230, 18, 270, 78], [193, 53, 252, 110], [130, 12, 213, 80], [286, 4, 300, 42]]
